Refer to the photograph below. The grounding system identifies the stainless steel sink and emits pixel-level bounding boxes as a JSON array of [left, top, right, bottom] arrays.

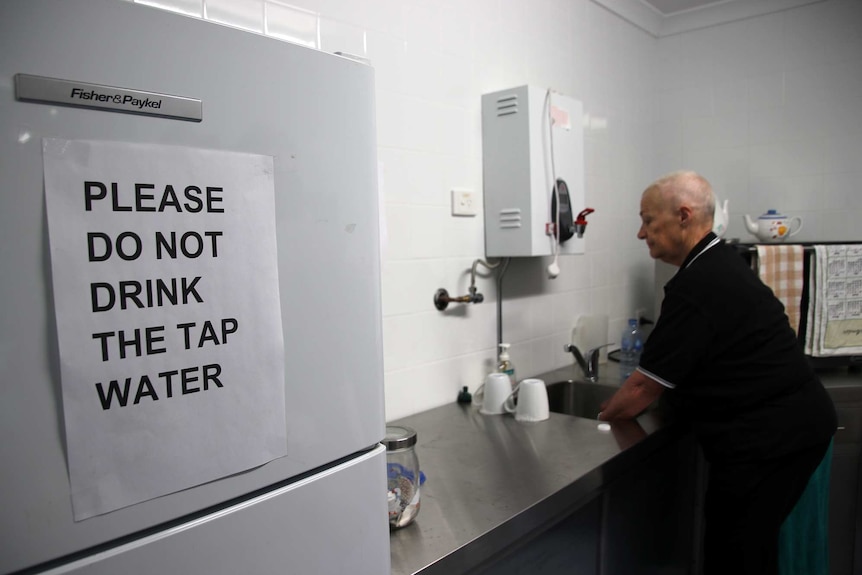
[[546, 380, 619, 420]]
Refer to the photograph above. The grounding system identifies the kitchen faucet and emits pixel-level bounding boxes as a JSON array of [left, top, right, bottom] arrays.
[[563, 343, 612, 383]]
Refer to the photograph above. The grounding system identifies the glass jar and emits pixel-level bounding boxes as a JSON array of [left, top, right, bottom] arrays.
[[384, 425, 420, 529]]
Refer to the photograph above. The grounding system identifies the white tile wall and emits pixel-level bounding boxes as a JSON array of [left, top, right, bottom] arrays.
[[657, 0, 862, 245], [134, 0, 862, 421], [206, 0, 264, 32], [269, 4, 318, 46], [134, 0, 202, 18]]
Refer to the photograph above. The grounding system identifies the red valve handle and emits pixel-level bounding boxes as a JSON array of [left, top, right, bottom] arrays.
[[575, 208, 595, 225]]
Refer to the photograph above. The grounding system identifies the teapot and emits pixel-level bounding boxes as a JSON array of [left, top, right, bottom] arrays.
[[743, 209, 803, 242], [712, 198, 729, 238]]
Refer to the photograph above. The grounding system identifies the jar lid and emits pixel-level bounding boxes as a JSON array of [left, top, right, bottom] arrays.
[[383, 425, 417, 450]]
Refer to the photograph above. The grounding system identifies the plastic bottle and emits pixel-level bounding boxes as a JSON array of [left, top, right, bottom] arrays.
[[497, 343, 516, 388], [620, 318, 644, 382]]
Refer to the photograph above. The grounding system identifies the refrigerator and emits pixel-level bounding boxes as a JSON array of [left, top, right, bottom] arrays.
[[0, 0, 389, 573]]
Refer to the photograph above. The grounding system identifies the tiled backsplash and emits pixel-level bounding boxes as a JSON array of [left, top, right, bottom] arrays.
[[131, 0, 861, 421]]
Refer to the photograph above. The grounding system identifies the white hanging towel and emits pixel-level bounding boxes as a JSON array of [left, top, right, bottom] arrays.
[[810, 244, 862, 356]]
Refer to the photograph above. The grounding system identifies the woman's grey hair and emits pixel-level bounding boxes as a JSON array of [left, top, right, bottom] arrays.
[[648, 170, 715, 225]]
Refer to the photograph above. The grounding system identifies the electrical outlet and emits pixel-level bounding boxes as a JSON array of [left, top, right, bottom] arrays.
[[451, 189, 477, 217]]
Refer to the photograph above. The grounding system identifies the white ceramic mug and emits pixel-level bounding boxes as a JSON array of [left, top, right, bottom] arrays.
[[505, 378, 549, 422], [476, 373, 513, 415]]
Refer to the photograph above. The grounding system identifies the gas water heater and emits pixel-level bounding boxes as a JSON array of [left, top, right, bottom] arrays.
[[481, 85, 589, 260]]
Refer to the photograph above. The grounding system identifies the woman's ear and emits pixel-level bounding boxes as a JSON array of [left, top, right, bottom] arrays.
[[678, 205, 693, 226]]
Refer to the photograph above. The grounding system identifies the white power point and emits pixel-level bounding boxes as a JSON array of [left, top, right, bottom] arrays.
[[451, 189, 477, 217]]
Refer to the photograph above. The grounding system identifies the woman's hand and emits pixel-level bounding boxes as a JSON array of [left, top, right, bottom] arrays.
[[597, 370, 665, 421]]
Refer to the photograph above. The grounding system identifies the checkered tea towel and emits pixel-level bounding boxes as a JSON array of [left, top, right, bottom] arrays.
[[757, 244, 805, 333]]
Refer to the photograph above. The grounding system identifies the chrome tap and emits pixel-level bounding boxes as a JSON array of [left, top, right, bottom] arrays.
[[564, 343, 612, 383]]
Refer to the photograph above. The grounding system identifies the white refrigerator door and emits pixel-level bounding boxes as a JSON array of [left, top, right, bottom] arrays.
[[0, 1, 386, 572], [43, 447, 390, 575]]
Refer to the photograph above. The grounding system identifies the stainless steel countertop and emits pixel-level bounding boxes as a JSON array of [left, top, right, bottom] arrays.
[[388, 363, 862, 575], [388, 363, 678, 575]]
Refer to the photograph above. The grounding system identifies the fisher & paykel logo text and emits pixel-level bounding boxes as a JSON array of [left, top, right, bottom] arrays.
[[70, 87, 163, 110]]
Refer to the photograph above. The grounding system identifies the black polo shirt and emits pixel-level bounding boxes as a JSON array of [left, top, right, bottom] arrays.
[[640, 233, 836, 462]]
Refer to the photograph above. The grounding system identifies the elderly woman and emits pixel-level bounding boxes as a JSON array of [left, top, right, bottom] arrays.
[[599, 171, 836, 575]]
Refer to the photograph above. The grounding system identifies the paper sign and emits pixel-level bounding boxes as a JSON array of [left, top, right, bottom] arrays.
[[43, 139, 286, 520]]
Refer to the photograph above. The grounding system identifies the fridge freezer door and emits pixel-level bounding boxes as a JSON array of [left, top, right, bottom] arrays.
[[0, 0, 385, 572], [42, 446, 390, 575]]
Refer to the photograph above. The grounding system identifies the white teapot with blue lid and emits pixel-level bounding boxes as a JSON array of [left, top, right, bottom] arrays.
[[743, 209, 803, 242]]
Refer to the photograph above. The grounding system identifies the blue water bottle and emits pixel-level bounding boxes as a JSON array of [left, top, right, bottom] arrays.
[[620, 318, 643, 382]]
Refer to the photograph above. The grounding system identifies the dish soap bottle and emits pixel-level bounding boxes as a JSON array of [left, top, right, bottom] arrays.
[[497, 343, 516, 388]]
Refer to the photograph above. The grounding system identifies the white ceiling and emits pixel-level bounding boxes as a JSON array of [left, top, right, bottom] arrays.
[[595, 0, 826, 37]]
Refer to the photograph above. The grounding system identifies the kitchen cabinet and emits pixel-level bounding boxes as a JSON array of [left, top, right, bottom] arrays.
[[469, 498, 602, 575], [601, 433, 702, 575], [826, 380, 862, 575], [470, 433, 702, 575]]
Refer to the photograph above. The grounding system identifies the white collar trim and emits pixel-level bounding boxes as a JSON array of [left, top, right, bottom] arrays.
[[685, 235, 721, 269]]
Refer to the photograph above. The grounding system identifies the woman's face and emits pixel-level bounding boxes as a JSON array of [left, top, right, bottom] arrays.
[[637, 189, 686, 266]]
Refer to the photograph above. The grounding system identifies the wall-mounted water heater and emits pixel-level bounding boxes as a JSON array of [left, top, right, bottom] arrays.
[[482, 85, 588, 260]]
